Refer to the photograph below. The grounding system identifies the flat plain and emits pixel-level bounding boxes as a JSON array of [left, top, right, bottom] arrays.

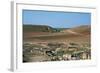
[[23, 25, 91, 62]]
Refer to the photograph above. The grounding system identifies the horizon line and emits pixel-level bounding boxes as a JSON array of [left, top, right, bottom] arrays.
[[23, 24, 90, 28]]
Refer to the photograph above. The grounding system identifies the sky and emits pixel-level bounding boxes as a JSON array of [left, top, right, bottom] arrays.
[[22, 10, 91, 28]]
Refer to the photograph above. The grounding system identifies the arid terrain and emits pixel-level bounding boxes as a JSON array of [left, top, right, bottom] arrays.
[[23, 25, 91, 62]]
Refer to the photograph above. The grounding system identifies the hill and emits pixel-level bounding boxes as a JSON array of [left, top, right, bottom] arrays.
[[23, 25, 90, 43], [61, 25, 90, 35], [23, 24, 55, 32]]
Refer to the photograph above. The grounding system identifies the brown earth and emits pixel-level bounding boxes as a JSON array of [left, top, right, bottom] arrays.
[[23, 25, 90, 44]]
